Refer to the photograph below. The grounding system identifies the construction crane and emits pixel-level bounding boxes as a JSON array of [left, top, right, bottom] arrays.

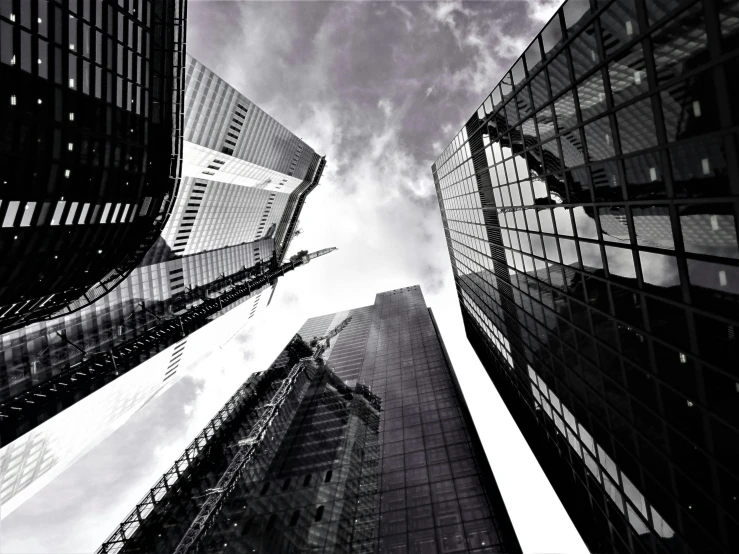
[[0, 247, 338, 446], [171, 316, 353, 554], [310, 315, 352, 353]]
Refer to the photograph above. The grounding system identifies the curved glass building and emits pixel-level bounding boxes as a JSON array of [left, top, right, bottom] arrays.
[[0, 0, 187, 333]]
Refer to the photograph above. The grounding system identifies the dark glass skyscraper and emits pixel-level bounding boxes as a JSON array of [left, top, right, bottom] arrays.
[[0, 0, 187, 332], [98, 286, 521, 554], [433, 1, 738, 553], [0, 53, 326, 520]]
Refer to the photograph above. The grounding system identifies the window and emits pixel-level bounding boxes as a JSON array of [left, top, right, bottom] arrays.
[[100, 203, 112, 223], [617, 99, 658, 154], [65, 202, 79, 225], [20, 202, 36, 227], [78, 203, 90, 224], [2, 201, 20, 227], [50, 201, 66, 226]]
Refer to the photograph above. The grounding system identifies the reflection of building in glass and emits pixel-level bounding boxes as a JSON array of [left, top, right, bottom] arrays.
[[98, 286, 521, 554], [0, 56, 325, 518], [0, 1, 187, 333], [434, 1, 739, 553]]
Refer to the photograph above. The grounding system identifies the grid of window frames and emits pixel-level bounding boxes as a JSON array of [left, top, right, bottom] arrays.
[[433, 1, 739, 553], [100, 287, 522, 553], [0, 0, 185, 331]]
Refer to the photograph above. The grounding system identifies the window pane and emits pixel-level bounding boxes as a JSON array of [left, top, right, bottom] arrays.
[[20, 202, 36, 227], [617, 99, 658, 154], [577, 71, 606, 118], [670, 137, 730, 198], [3, 201, 20, 227], [608, 44, 647, 106]]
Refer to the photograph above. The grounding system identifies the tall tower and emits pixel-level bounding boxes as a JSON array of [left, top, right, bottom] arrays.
[[99, 286, 521, 554], [0, 0, 187, 332], [433, 1, 739, 553], [0, 56, 326, 519]]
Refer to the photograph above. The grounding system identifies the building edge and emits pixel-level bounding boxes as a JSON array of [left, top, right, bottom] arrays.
[[427, 307, 523, 554]]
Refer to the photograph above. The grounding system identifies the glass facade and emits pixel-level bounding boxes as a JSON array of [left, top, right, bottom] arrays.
[[99, 286, 521, 554], [433, 1, 739, 553], [0, 0, 187, 332], [0, 283, 272, 521], [0, 53, 326, 518]]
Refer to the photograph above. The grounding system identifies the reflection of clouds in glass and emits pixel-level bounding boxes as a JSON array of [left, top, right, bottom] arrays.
[[559, 238, 578, 266], [553, 207, 574, 235], [640, 251, 680, 288], [579, 241, 603, 269], [605, 246, 636, 279], [573, 206, 598, 239]]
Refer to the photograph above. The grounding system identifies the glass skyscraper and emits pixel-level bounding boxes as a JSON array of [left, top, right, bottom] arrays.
[[433, 1, 738, 553], [0, 54, 325, 519], [0, 0, 187, 332], [98, 286, 521, 554]]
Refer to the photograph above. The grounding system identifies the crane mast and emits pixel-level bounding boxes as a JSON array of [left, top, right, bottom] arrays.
[[171, 316, 353, 554]]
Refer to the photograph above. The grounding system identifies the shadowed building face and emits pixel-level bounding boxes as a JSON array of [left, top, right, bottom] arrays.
[[98, 286, 521, 554], [433, 1, 739, 553]]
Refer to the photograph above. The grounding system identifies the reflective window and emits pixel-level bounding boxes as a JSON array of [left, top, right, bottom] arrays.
[[569, 25, 599, 80], [554, 91, 577, 132], [670, 136, 730, 198], [617, 99, 658, 154], [623, 151, 666, 200], [584, 116, 615, 161], [608, 44, 647, 107], [577, 71, 607, 118]]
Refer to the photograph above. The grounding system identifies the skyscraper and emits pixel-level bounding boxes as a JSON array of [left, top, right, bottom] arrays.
[[0, 55, 326, 518], [0, 0, 187, 332], [98, 286, 521, 554], [433, 1, 738, 553]]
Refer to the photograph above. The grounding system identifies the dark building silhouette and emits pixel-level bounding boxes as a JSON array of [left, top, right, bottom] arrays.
[[433, 1, 739, 553], [98, 286, 521, 554], [0, 0, 187, 332]]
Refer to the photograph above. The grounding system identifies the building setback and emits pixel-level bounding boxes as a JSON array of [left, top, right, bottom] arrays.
[[433, 1, 739, 553], [0, 0, 187, 332], [0, 55, 326, 518], [98, 286, 521, 554]]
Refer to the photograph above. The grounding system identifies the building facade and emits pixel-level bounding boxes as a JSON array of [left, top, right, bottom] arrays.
[[0, 0, 187, 332], [433, 1, 738, 553], [99, 286, 521, 554], [0, 286, 269, 519], [0, 54, 325, 518]]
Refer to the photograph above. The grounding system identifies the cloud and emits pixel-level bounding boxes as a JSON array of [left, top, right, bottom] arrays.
[[527, 0, 565, 22]]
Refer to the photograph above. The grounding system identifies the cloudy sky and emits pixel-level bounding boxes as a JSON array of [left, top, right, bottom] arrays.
[[2, 1, 589, 552]]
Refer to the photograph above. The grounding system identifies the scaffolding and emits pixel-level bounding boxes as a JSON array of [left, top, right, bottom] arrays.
[[98, 316, 352, 554]]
